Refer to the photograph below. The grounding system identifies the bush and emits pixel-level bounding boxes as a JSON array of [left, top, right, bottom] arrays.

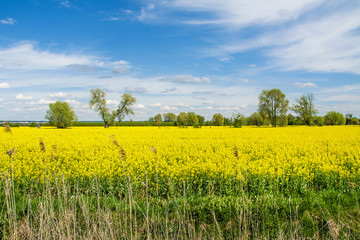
[[324, 111, 346, 125], [314, 116, 324, 126]]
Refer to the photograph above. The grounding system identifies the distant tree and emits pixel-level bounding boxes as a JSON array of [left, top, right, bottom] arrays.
[[113, 93, 136, 124], [212, 113, 224, 126], [148, 117, 155, 122], [163, 113, 177, 122], [258, 89, 289, 127], [29, 122, 37, 127], [287, 114, 302, 125], [90, 89, 136, 128], [196, 115, 205, 126], [248, 112, 264, 126], [292, 93, 318, 126], [314, 116, 324, 126], [224, 117, 233, 126], [233, 114, 246, 128], [154, 113, 162, 122], [45, 101, 78, 128], [186, 112, 198, 126], [89, 88, 112, 128], [324, 111, 346, 125], [177, 112, 188, 127], [345, 113, 359, 125]]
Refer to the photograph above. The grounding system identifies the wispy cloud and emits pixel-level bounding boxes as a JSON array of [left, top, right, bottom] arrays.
[[112, 60, 131, 74], [160, 75, 211, 84], [294, 82, 317, 88], [1, 18, 16, 25], [139, 0, 322, 28], [49, 92, 68, 98], [67, 64, 97, 72], [124, 87, 148, 93]]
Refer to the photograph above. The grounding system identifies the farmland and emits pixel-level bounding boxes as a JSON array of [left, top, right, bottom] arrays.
[[1, 126, 360, 239]]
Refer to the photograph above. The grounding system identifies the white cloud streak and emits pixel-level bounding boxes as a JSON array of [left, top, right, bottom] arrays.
[[1, 18, 16, 25], [16, 94, 33, 100]]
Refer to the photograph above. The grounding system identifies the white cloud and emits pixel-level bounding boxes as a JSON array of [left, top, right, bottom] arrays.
[[294, 82, 317, 88], [134, 104, 145, 109], [171, 103, 189, 107], [207, 2, 360, 75], [161, 105, 178, 111], [0, 98, 3, 102], [0, 82, 10, 88], [1, 18, 16, 25], [65, 99, 82, 106], [0, 42, 102, 70], [150, 103, 162, 107], [106, 99, 118, 105], [140, 0, 322, 28], [49, 92, 68, 98], [160, 75, 211, 84], [16, 94, 33, 100], [249, 64, 257, 68], [198, 106, 213, 110], [38, 99, 55, 105]]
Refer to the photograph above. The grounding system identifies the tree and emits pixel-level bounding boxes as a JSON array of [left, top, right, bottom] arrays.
[[345, 113, 359, 125], [258, 89, 289, 127], [89, 89, 136, 128], [224, 117, 233, 126], [212, 113, 224, 126], [248, 112, 264, 126], [177, 112, 188, 127], [163, 113, 177, 122], [45, 101, 78, 128], [89, 89, 112, 128], [154, 113, 162, 126], [233, 113, 246, 128], [292, 93, 318, 126], [113, 93, 136, 124], [196, 115, 205, 126], [324, 111, 346, 125], [313, 116, 324, 126], [186, 112, 198, 126]]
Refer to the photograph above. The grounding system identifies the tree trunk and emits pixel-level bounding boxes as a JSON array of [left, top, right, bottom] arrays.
[[104, 121, 109, 128]]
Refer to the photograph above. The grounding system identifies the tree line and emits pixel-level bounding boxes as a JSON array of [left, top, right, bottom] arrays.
[[44, 88, 359, 128]]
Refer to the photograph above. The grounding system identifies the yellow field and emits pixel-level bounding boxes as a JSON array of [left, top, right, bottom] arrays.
[[1, 126, 360, 184]]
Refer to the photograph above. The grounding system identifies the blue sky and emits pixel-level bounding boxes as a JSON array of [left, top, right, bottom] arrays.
[[0, 0, 359, 121]]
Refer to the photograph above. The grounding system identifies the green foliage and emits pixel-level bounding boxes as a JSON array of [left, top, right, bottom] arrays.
[[29, 122, 37, 127], [212, 113, 224, 126], [233, 113, 246, 128], [186, 112, 198, 126], [45, 101, 78, 128], [177, 112, 187, 126], [314, 116, 325, 126], [292, 93, 318, 125], [248, 112, 264, 126], [287, 114, 302, 125], [324, 111, 346, 125], [345, 114, 359, 125], [89, 88, 111, 128], [258, 89, 289, 127], [196, 114, 205, 126], [89, 89, 136, 128], [114, 93, 136, 123], [163, 113, 177, 122]]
